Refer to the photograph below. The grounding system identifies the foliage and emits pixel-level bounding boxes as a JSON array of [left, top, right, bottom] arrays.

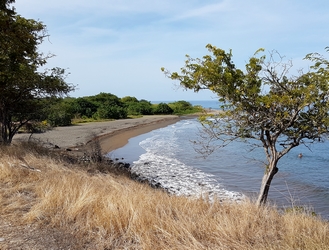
[[138, 100, 153, 115], [71, 97, 98, 118], [163, 44, 329, 205], [88, 92, 123, 107], [121, 96, 138, 103], [88, 92, 127, 119], [46, 98, 74, 126], [58, 93, 129, 121], [169, 100, 193, 112], [153, 102, 173, 114], [93, 104, 127, 120], [47, 111, 72, 127], [127, 101, 153, 116], [169, 100, 202, 114], [122, 97, 153, 116], [45, 94, 203, 123], [0, 0, 74, 144], [284, 206, 317, 217]]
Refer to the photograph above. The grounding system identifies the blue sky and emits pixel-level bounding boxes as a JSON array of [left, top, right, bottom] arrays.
[[14, 0, 329, 101]]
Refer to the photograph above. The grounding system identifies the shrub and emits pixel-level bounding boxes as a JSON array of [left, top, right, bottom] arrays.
[[153, 102, 173, 114], [93, 105, 127, 119]]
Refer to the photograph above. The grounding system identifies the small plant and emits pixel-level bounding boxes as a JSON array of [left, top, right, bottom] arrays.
[[285, 206, 317, 217]]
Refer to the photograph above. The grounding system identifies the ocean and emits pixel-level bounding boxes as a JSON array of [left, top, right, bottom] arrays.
[[108, 100, 329, 220]]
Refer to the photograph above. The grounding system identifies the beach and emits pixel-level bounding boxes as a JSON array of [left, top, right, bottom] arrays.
[[14, 115, 185, 155], [13, 113, 329, 217]]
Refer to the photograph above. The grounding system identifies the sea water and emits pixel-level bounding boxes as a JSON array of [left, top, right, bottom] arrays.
[[109, 101, 329, 220]]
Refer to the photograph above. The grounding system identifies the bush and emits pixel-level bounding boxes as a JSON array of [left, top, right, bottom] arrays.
[[169, 100, 193, 114], [153, 103, 173, 114], [72, 97, 98, 118], [126, 101, 153, 116], [93, 105, 127, 119], [47, 110, 72, 126], [45, 99, 74, 126]]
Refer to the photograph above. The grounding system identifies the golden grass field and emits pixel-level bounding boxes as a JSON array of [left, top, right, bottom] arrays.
[[0, 142, 328, 249]]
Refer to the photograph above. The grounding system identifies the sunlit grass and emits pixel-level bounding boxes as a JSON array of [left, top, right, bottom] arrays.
[[71, 117, 114, 124], [1, 143, 328, 249]]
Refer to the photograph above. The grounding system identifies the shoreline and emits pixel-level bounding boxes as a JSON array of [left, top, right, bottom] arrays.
[[14, 115, 196, 155], [97, 117, 186, 153], [94, 117, 191, 154]]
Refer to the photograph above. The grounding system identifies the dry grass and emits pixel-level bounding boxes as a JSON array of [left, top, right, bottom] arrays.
[[0, 143, 328, 249]]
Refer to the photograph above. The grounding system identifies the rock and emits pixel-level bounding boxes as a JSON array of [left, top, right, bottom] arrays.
[[0, 238, 5, 242], [115, 162, 131, 169]]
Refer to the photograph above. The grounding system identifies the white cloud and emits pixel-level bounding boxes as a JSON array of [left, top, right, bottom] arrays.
[[165, 1, 231, 22], [13, 0, 329, 100]]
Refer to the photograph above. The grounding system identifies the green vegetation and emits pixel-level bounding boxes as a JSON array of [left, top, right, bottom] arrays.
[[43, 94, 202, 126], [1, 2, 328, 248], [168, 100, 202, 115], [0, 0, 74, 144], [45, 97, 75, 127], [153, 102, 173, 114], [122, 96, 153, 116], [0, 0, 203, 142], [163, 44, 329, 206]]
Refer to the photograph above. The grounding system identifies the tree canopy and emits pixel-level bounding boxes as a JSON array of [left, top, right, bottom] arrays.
[[0, 0, 74, 144], [162, 44, 329, 205], [154, 102, 173, 115]]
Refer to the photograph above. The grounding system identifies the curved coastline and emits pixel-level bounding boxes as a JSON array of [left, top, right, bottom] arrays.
[[97, 116, 187, 153], [14, 114, 245, 202], [13, 115, 193, 154], [13, 113, 329, 218]]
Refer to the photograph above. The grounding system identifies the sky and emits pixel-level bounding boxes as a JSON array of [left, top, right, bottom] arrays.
[[13, 0, 329, 101]]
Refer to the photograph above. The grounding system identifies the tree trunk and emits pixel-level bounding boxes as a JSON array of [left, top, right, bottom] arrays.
[[0, 118, 12, 145], [0, 107, 9, 144], [0, 120, 8, 144], [256, 160, 279, 206]]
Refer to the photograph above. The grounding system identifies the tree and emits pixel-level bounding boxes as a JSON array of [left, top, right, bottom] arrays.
[[88, 92, 123, 107], [153, 102, 173, 114], [123, 98, 153, 116], [94, 104, 127, 120], [0, 0, 14, 17], [88, 92, 127, 119], [121, 96, 139, 103], [162, 44, 329, 205], [72, 97, 98, 118], [138, 100, 153, 115], [46, 98, 74, 126], [169, 100, 193, 114], [0, 0, 74, 144]]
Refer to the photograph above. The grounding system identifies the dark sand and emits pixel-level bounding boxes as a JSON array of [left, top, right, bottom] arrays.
[[14, 115, 188, 154]]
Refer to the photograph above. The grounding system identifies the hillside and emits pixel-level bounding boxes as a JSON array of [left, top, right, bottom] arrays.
[[0, 142, 328, 250]]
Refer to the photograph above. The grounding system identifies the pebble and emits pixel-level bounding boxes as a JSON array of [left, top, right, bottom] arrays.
[[0, 238, 5, 242]]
